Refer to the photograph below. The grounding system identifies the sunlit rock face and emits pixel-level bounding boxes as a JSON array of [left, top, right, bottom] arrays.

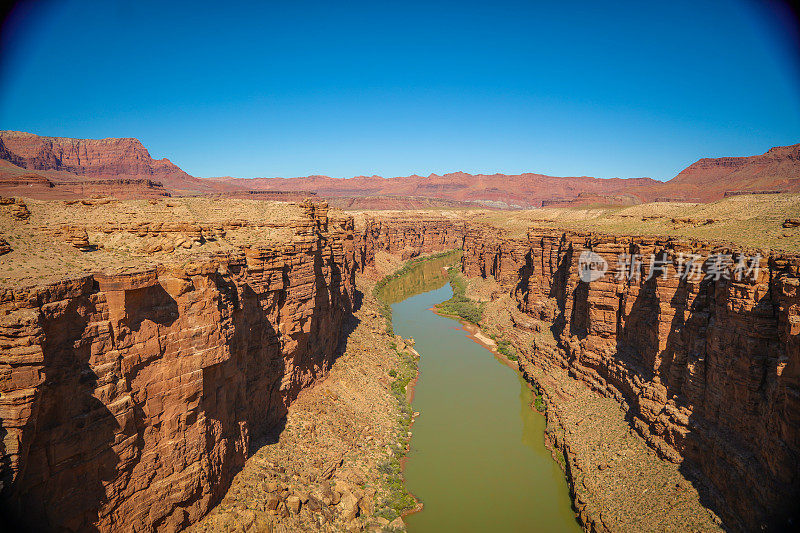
[[1, 205, 796, 532], [0, 205, 469, 532], [0, 202, 359, 531]]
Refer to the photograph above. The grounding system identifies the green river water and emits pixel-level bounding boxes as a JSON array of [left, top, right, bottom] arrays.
[[380, 258, 580, 532]]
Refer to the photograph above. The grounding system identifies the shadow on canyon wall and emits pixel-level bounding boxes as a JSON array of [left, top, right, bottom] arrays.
[[2, 246, 364, 531], [559, 247, 799, 531], [2, 282, 179, 531]]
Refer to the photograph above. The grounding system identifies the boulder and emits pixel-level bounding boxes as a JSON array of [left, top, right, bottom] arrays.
[[286, 495, 301, 514], [338, 490, 360, 522]]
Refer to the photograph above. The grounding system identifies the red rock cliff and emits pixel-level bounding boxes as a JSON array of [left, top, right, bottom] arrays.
[[355, 215, 465, 265], [462, 227, 800, 530], [0, 131, 213, 193], [0, 202, 358, 531], [6, 206, 794, 531]]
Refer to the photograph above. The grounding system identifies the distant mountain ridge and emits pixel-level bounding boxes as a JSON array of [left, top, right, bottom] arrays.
[[1, 130, 798, 205], [217, 172, 662, 208], [0, 130, 216, 194]]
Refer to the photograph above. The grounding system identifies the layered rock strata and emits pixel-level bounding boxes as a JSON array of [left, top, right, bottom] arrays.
[[461, 227, 800, 531], [0, 131, 200, 190], [2, 205, 797, 532], [0, 202, 358, 531], [355, 215, 465, 265]]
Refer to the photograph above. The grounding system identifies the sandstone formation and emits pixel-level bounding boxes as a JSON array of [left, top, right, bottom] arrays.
[[192, 293, 422, 533], [0, 174, 172, 200], [0, 201, 359, 531], [1, 197, 799, 531], [204, 190, 318, 202], [220, 172, 661, 209], [1, 197, 31, 220], [668, 144, 800, 198], [461, 226, 800, 531], [0, 131, 212, 194], [355, 214, 465, 263], [53, 225, 92, 250], [214, 143, 800, 205], [325, 195, 477, 210]]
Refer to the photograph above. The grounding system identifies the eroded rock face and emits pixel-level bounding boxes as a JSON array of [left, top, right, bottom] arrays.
[[6, 204, 794, 532], [53, 225, 92, 250], [1, 197, 31, 220], [0, 206, 467, 532], [0, 131, 180, 180], [462, 228, 800, 531], [355, 215, 465, 267], [0, 131, 211, 193], [0, 203, 358, 531]]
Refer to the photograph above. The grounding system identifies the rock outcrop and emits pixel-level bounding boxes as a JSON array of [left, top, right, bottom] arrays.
[[209, 144, 800, 205], [0, 202, 358, 531], [461, 227, 800, 531], [1, 197, 31, 220], [0, 174, 172, 200], [52, 225, 92, 250], [355, 215, 465, 265], [0, 131, 212, 194], [2, 200, 797, 532]]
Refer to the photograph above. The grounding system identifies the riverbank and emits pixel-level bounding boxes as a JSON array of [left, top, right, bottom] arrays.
[[372, 250, 464, 526], [191, 250, 466, 532], [465, 278, 725, 532], [191, 266, 426, 532], [191, 247, 723, 532]]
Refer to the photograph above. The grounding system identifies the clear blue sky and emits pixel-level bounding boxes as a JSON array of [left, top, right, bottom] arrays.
[[1, 0, 798, 180]]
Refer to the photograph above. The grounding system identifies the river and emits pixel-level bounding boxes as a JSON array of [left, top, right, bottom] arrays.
[[380, 258, 580, 532]]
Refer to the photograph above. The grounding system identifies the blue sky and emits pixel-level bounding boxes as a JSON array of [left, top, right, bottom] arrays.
[[1, 0, 798, 180]]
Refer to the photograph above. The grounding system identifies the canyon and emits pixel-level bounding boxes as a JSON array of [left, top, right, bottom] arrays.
[[460, 225, 800, 531], [0, 196, 798, 531], [0, 200, 361, 530], [0, 130, 799, 531]]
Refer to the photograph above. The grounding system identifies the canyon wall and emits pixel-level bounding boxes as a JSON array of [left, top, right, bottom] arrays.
[[461, 226, 800, 531], [0, 132, 186, 182], [0, 132, 213, 194], [355, 215, 465, 265], [0, 203, 358, 531], [3, 131, 799, 203], [0, 175, 173, 200], [0, 206, 467, 532], [4, 205, 795, 532]]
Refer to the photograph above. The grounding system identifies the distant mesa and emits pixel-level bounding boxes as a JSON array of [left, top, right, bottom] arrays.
[[0, 131, 215, 198], [0, 130, 798, 206]]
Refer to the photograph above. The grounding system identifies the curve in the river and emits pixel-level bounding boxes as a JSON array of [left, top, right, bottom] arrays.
[[386, 261, 580, 532]]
